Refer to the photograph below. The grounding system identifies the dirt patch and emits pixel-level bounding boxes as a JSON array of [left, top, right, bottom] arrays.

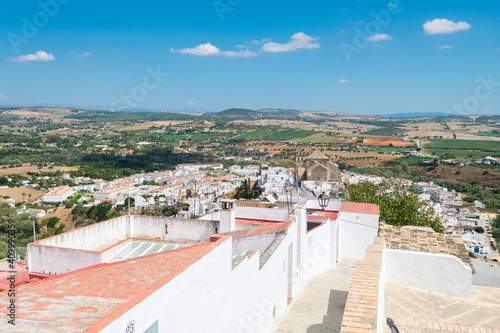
[[40, 208, 73, 231], [0, 163, 78, 176], [0, 187, 46, 202]]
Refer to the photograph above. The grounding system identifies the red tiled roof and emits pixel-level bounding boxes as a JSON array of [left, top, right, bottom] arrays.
[[1, 236, 228, 332], [341, 201, 380, 215]]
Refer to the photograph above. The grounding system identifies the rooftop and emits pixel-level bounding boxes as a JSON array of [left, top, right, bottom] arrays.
[[340, 201, 380, 215], [1, 236, 227, 332], [384, 284, 500, 333], [305, 150, 330, 160], [378, 222, 475, 274]]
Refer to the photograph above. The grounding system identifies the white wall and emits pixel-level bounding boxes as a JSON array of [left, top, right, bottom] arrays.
[[37, 216, 130, 251], [302, 224, 331, 279], [338, 212, 379, 260], [383, 249, 472, 300], [101, 234, 293, 333], [28, 215, 219, 274], [27, 245, 100, 275], [133, 216, 218, 242]]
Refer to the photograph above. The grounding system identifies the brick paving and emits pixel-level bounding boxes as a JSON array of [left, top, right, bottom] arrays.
[[340, 237, 384, 333], [384, 284, 500, 333]]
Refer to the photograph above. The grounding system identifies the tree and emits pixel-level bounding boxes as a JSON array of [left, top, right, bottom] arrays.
[[474, 226, 484, 234], [347, 181, 443, 232]]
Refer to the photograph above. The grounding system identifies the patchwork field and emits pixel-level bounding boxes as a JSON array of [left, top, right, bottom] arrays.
[[230, 119, 321, 130], [235, 130, 318, 141], [121, 121, 193, 131]]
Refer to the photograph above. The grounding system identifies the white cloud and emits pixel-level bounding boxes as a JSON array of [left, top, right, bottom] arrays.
[[71, 51, 91, 58], [172, 32, 320, 57], [439, 45, 454, 50], [171, 43, 221, 56], [338, 79, 351, 84], [171, 43, 258, 58], [187, 101, 195, 106], [423, 18, 471, 35], [388, 2, 398, 8], [8, 51, 55, 63], [251, 39, 271, 45], [0, 94, 8, 100], [262, 32, 320, 53], [221, 50, 259, 58], [368, 33, 393, 42]]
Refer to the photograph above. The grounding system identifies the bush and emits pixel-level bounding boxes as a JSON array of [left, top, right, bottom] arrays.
[[347, 181, 443, 232]]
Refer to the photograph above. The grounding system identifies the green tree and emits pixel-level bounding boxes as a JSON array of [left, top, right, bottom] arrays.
[[347, 182, 443, 232]]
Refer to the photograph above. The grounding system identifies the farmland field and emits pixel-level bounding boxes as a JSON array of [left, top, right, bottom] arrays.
[[425, 149, 499, 159], [190, 133, 226, 141], [296, 132, 336, 143], [362, 138, 415, 147], [235, 130, 317, 141], [156, 134, 190, 141], [424, 139, 500, 152], [0, 186, 46, 202], [0, 164, 79, 176]]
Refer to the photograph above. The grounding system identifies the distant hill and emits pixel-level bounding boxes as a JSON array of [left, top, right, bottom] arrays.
[[385, 112, 456, 118], [209, 108, 256, 117]]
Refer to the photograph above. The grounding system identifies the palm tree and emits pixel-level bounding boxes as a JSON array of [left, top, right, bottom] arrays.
[[28, 193, 32, 203], [22, 192, 26, 202]]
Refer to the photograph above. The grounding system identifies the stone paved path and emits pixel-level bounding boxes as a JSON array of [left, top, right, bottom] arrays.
[[271, 258, 359, 333], [384, 284, 500, 333]]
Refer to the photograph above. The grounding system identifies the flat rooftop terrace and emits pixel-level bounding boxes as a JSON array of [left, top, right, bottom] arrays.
[[384, 284, 500, 333]]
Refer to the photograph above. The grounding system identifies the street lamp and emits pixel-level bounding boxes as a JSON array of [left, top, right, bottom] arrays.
[[318, 192, 330, 210]]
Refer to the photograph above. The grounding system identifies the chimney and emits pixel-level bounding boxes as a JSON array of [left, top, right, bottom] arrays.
[[220, 199, 235, 233]]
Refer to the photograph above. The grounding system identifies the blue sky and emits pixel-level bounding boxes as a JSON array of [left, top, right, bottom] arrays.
[[1, 0, 499, 115]]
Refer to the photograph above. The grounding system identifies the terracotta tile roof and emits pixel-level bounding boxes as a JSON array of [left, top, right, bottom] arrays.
[[0, 237, 228, 332], [305, 150, 330, 160], [341, 202, 380, 216], [378, 222, 475, 274]]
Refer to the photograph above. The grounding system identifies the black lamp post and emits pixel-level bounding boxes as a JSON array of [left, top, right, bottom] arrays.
[[318, 192, 330, 210]]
